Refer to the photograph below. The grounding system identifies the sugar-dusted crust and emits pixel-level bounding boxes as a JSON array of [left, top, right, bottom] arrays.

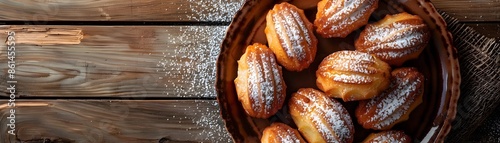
[[362, 130, 412, 143], [316, 50, 391, 101], [355, 12, 430, 66], [234, 43, 287, 118], [356, 67, 424, 130], [289, 88, 355, 143], [261, 123, 306, 143], [265, 2, 318, 71], [314, 0, 378, 38]]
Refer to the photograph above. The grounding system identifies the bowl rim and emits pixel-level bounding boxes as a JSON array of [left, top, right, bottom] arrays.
[[216, 0, 461, 142]]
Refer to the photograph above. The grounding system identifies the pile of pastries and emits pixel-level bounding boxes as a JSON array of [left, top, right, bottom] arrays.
[[234, 0, 430, 142]]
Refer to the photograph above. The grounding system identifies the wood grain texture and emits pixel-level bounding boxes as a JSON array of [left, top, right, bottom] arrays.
[[0, 0, 496, 22], [0, 0, 243, 22], [0, 100, 230, 143], [431, 0, 500, 22], [0, 26, 227, 98], [465, 23, 500, 42]]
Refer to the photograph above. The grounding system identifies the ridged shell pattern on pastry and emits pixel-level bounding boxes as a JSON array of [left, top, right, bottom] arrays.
[[266, 2, 317, 71], [355, 12, 430, 66], [356, 67, 424, 130], [289, 88, 354, 143], [362, 130, 411, 143], [234, 43, 286, 118], [316, 50, 391, 101], [261, 123, 306, 143], [315, 0, 378, 38]]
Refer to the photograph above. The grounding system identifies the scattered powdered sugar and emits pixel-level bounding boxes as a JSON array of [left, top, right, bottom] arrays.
[[186, 0, 244, 22], [367, 75, 420, 129], [320, 51, 376, 84], [363, 22, 427, 59], [366, 23, 415, 42], [311, 111, 338, 142], [320, 0, 375, 36], [248, 52, 263, 112], [277, 127, 302, 143], [157, 26, 226, 98], [192, 100, 231, 142], [272, 4, 313, 62], [331, 73, 373, 84], [259, 51, 275, 113], [370, 131, 408, 143], [246, 47, 284, 115], [301, 89, 352, 142]]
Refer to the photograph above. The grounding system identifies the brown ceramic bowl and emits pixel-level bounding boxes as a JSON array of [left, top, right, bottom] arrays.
[[216, 0, 460, 142]]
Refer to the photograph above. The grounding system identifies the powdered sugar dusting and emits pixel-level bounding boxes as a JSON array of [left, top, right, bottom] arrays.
[[259, 51, 275, 113], [330, 73, 373, 84], [318, 0, 376, 37], [243, 45, 285, 116], [297, 89, 353, 142], [193, 100, 231, 142], [275, 125, 303, 143], [248, 52, 263, 112], [186, 0, 243, 22], [364, 71, 421, 129], [311, 111, 338, 142], [361, 22, 427, 60], [319, 51, 379, 84], [369, 131, 409, 143], [158, 26, 226, 98]]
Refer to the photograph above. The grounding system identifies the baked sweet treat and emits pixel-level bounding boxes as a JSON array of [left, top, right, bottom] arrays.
[[234, 43, 287, 119], [316, 50, 391, 101], [314, 0, 379, 38], [362, 130, 411, 143], [355, 12, 430, 66], [265, 2, 318, 71], [356, 67, 424, 130], [289, 88, 355, 143], [261, 123, 307, 143]]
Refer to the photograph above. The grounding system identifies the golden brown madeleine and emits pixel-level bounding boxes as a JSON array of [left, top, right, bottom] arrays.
[[356, 67, 424, 130], [265, 2, 318, 71], [289, 88, 354, 143], [261, 123, 307, 143], [314, 0, 378, 38], [362, 130, 412, 143], [355, 12, 430, 66], [234, 43, 287, 119], [316, 51, 391, 101]]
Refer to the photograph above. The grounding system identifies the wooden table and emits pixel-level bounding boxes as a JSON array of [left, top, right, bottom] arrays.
[[0, 0, 498, 142]]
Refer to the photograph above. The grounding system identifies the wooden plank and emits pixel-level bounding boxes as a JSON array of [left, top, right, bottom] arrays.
[[0, 100, 230, 143], [431, 0, 500, 22], [0, 0, 496, 22], [0, 0, 243, 22], [465, 23, 500, 42], [0, 26, 226, 98]]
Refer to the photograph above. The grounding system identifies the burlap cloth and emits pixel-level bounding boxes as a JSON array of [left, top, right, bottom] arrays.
[[438, 12, 500, 142]]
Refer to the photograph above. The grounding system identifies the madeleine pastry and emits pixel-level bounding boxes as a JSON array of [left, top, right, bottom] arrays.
[[289, 88, 355, 143], [362, 130, 412, 143], [356, 67, 424, 130], [266, 2, 318, 71], [315, 0, 378, 38], [261, 123, 307, 143], [355, 12, 430, 66], [234, 43, 287, 119], [316, 51, 391, 101]]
